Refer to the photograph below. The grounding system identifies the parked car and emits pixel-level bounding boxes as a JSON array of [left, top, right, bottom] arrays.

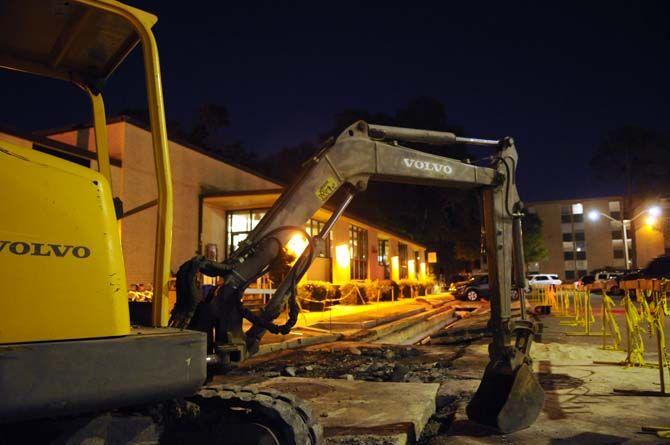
[[453, 274, 521, 301], [527, 274, 562, 287], [591, 271, 624, 294], [575, 274, 595, 289], [447, 274, 471, 292]]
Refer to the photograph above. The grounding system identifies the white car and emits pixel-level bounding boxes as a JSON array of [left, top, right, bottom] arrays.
[[527, 274, 562, 287]]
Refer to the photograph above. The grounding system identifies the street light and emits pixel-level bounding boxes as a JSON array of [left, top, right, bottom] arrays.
[[587, 205, 662, 270]]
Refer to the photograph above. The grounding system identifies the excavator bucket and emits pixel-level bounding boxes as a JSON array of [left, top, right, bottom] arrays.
[[466, 358, 544, 433]]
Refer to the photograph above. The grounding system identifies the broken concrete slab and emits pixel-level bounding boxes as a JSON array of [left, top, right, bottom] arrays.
[[254, 376, 440, 439]]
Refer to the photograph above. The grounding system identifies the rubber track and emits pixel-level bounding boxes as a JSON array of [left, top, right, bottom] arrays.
[[192, 384, 322, 445]]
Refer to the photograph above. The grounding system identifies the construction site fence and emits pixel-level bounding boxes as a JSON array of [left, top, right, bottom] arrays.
[[534, 278, 669, 394]]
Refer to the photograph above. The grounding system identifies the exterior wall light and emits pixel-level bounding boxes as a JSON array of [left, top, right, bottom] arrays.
[[333, 244, 350, 284], [286, 233, 308, 257], [391, 256, 400, 281]]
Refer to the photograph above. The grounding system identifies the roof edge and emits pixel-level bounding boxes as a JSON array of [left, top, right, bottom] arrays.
[[37, 115, 284, 188]]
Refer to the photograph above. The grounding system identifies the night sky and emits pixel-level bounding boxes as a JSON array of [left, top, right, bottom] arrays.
[[2, 1, 669, 202]]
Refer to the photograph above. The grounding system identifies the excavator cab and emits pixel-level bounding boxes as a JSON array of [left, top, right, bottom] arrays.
[[0, 0, 206, 422]]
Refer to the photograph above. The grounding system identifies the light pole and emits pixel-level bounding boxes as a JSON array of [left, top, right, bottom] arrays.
[[587, 205, 661, 270]]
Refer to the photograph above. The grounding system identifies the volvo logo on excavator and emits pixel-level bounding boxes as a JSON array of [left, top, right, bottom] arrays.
[[402, 158, 453, 174], [0, 240, 91, 258]]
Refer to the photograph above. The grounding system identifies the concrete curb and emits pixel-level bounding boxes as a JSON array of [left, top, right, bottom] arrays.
[[346, 303, 456, 342], [257, 333, 342, 356], [311, 306, 427, 330]]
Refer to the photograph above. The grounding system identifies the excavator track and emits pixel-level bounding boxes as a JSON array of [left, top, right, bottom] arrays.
[[162, 384, 323, 445], [0, 385, 321, 445]]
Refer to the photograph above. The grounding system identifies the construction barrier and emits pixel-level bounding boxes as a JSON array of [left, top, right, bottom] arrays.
[[601, 292, 622, 350], [607, 278, 669, 396], [534, 278, 669, 396]]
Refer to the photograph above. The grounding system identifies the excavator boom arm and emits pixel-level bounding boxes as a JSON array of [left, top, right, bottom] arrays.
[[172, 120, 543, 433]]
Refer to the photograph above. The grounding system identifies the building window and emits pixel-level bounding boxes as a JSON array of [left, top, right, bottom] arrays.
[[398, 243, 408, 279], [575, 240, 586, 251], [561, 214, 571, 223], [378, 239, 390, 266], [609, 201, 621, 220], [564, 251, 574, 260], [572, 203, 583, 215], [562, 233, 573, 242], [305, 219, 330, 258], [378, 239, 390, 279], [565, 270, 576, 280], [226, 209, 267, 256], [609, 201, 621, 212], [613, 249, 624, 259], [575, 251, 586, 260], [577, 269, 588, 277], [349, 225, 368, 280], [574, 231, 585, 241], [572, 214, 584, 223], [611, 230, 622, 240]]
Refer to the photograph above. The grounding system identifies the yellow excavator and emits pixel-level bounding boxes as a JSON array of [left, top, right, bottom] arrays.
[[0, 1, 544, 443]]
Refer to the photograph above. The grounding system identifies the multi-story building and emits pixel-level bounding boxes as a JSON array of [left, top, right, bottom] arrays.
[[528, 195, 670, 281], [526, 196, 628, 281], [0, 116, 427, 288]]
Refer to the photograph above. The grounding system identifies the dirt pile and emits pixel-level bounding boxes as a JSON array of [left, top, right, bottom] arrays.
[[229, 343, 466, 383]]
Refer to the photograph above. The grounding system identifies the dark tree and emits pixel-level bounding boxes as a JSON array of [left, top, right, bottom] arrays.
[[522, 212, 548, 266], [590, 125, 670, 210], [257, 97, 484, 274], [120, 103, 257, 166]]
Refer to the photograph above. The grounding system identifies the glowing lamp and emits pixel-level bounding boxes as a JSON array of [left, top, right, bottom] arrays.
[[646, 215, 658, 227], [408, 259, 416, 279], [286, 233, 308, 257], [648, 206, 662, 217], [587, 210, 600, 221], [391, 256, 400, 281], [335, 244, 350, 269]]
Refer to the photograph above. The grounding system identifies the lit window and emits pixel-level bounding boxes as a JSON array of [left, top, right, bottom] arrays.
[[226, 209, 268, 256], [572, 203, 583, 215], [349, 225, 368, 280], [608, 201, 621, 212], [305, 219, 330, 258], [398, 243, 408, 279], [378, 239, 390, 279]]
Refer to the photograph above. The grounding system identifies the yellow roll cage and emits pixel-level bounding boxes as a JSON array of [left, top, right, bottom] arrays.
[[0, 0, 173, 326]]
